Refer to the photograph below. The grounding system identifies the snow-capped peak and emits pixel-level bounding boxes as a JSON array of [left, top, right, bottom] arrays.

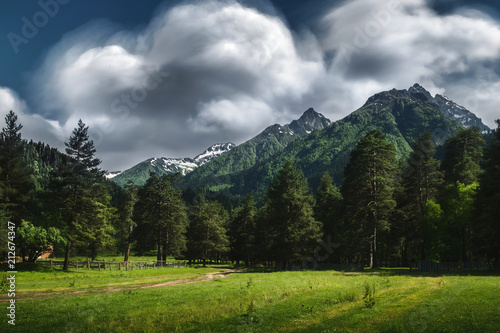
[[194, 143, 235, 164]]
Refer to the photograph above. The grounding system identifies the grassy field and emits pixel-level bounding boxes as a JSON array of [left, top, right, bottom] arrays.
[[2, 265, 499, 332]]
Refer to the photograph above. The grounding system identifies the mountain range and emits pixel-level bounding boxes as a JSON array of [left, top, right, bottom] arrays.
[[111, 84, 491, 198], [110, 143, 235, 187], [111, 108, 331, 186]]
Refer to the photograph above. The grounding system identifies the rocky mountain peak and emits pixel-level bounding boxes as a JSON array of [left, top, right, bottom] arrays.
[[289, 108, 331, 136], [408, 84, 490, 132], [408, 83, 433, 101]]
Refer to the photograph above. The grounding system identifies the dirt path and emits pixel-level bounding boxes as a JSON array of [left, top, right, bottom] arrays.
[[0, 269, 238, 303]]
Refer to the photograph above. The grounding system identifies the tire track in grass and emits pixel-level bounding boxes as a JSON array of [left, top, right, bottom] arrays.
[[281, 277, 444, 332], [0, 269, 238, 303]]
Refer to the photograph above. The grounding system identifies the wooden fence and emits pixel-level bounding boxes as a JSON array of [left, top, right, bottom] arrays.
[[35, 259, 187, 271], [410, 261, 499, 272]]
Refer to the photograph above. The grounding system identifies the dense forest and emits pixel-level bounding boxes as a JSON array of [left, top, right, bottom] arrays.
[[1, 110, 499, 269]]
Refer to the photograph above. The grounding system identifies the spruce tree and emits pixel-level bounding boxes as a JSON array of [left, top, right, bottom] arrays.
[[473, 119, 500, 263], [440, 127, 485, 263], [133, 174, 188, 261], [341, 130, 397, 268], [401, 132, 443, 261], [65, 119, 102, 176], [262, 161, 322, 269], [314, 172, 343, 262], [229, 193, 257, 266], [0, 111, 33, 225], [186, 191, 229, 266], [116, 182, 138, 262], [48, 120, 113, 269], [441, 127, 485, 185]]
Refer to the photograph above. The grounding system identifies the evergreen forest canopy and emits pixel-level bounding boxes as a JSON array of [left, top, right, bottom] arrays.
[[1, 102, 499, 269]]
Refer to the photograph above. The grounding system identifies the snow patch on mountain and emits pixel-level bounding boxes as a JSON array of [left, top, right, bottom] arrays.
[[105, 171, 122, 179], [194, 143, 236, 165], [409, 83, 490, 132], [146, 143, 235, 176]]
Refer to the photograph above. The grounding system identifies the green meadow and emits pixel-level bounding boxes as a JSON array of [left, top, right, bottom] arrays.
[[2, 265, 499, 333]]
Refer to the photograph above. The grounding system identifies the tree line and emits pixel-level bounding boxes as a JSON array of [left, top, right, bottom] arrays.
[[1, 110, 499, 269]]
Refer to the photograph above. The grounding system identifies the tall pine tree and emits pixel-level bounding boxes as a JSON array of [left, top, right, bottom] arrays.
[[341, 130, 397, 268], [0, 111, 33, 225], [262, 161, 322, 269], [440, 127, 485, 263], [473, 119, 500, 264], [186, 191, 229, 266], [228, 193, 257, 266], [48, 120, 113, 269], [314, 172, 343, 262], [401, 132, 443, 261], [115, 182, 138, 262], [441, 127, 485, 185], [133, 174, 188, 261]]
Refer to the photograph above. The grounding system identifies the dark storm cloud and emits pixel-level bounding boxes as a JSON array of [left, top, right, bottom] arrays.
[[2, 0, 500, 171]]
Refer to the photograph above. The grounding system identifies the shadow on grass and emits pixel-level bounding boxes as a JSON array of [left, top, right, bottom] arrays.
[[363, 267, 500, 277], [229, 265, 500, 277], [0, 262, 69, 273]]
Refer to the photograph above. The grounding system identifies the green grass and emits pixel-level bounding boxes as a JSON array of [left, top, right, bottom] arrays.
[[2, 265, 220, 294], [5, 268, 500, 332]]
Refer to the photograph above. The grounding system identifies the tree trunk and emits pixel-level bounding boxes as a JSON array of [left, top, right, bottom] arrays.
[[157, 227, 162, 261], [124, 242, 131, 262], [370, 225, 378, 268], [421, 240, 426, 261], [63, 242, 71, 271]]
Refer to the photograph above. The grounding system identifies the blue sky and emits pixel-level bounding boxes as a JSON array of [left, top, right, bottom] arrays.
[[1, 0, 500, 170]]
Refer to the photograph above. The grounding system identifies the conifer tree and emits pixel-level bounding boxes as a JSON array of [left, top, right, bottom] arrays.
[[341, 130, 397, 268], [229, 193, 257, 266], [48, 120, 113, 269], [440, 127, 485, 262], [116, 182, 138, 262], [473, 119, 500, 263], [186, 191, 229, 266], [314, 173, 342, 235], [133, 174, 188, 261], [262, 161, 322, 269], [401, 132, 443, 261], [441, 127, 485, 185], [65, 119, 102, 176], [314, 172, 343, 262], [0, 111, 33, 225]]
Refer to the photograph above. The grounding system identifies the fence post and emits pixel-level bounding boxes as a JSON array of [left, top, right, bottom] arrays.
[[50, 260, 53, 268], [87, 258, 90, 270]]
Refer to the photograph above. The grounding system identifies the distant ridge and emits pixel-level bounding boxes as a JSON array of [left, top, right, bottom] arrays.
[[181, 84, 467, 200], [408, 83, 490, 132], [179, 108, 331, 191], [111, 143, 235, 186]]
